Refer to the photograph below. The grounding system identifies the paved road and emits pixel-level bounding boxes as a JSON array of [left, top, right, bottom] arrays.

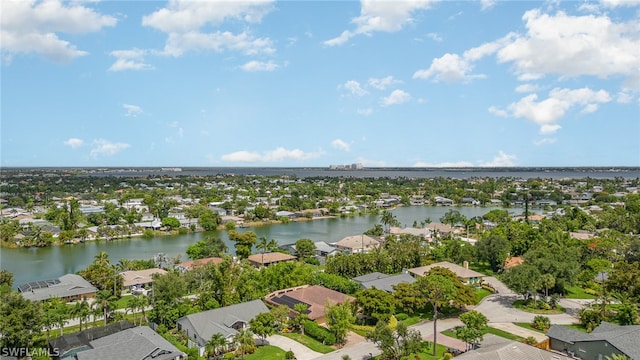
[[264, 335, 323, 360]]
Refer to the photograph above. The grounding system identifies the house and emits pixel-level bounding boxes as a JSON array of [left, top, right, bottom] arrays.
[[18, 274, 97, 302], [176, 257, 224, 272], [275, 210, 297, 219], [454, 334, 571, 360], [547, 322, 640, 360], [334, 234, 380, 254], [121, 268, 167, 290], [407, 261, 485, 285], [49, 321, 135, 359], [313, 241, 341, 257], [247, 252, 297, 267], [264, 285, 354, 323], [352, 272, 416, 293], [389, 227, 431, 239], [73, 326, 185, 360], [176, 300, 269, 357], [426, 222, 453, 237], [434, 196, 454, 206]]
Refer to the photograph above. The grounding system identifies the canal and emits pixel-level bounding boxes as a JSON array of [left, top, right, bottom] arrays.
[[1, 206, 528, 287]]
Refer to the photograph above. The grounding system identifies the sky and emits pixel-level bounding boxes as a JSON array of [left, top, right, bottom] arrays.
[[1, 0, 639, 168]]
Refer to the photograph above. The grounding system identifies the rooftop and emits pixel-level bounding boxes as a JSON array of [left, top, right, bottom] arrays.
[[120, 268, 167, 287], [407, 261, 484, 279], [18, 274, 97, 302]]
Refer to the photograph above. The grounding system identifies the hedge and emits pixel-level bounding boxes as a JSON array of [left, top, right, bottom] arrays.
[[303, 320, 336, 345]]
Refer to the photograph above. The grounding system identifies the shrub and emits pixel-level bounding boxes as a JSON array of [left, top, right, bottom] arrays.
[[396, 313, 409, 321], [285, 350, 296, 359], [532, 315, 551, 331], [525, 336, 537, 345], [303, 320, 336, 345]]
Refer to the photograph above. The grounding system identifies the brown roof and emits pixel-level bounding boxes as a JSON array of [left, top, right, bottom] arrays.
[[247, 252, 297, 266], [504, 256, 524, 269], [120, 268, 167, 287], [178, 257, 224, 271], [265, 285, 354, 321]]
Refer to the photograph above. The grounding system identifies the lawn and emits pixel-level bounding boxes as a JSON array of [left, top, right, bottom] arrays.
[[468, 262, 495, 276], [245, 345, 288, 360], [513, 300, 565, 314], [373, 343, 450, 360], [565, 286, 597, 299], [474, 288, 492, 304], [282, 332, 334, 353], [514, 322, 545, 333], [443, 326, 526, 343]]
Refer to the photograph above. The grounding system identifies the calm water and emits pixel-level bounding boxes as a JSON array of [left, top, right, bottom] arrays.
[[0, 206, 529, 287]]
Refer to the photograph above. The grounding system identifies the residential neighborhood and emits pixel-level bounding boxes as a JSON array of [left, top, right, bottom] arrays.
[[0, 168, 639, 360]]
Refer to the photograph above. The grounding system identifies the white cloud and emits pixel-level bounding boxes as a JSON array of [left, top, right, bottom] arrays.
[[496, 10, 640, 84], [0, 0, 116, 62], [162, 31, 274, 57], [331, 139, 351, 151], [142, 1, 275, 58], [382, 89, 411, 106], [340, 80, 368, 96], [491, 87, 612, 134], [221, 147, 324, 163], [413, 53, 475, 83], [533, 138, 557, 145], [109, 49, 153, 71], [63, 138, 84, 149], [480, 0, 497, 10], [426, 32, 443, 42], [488, 106, 508, 118], [515, 84, 539, 93], [142, 0, 274, 33], [355, 157, 386, 167], [600, 0, 640, 8], [480, 151, 517, 167], [240, 60, 279, 72], [324, 0, 436, 46], [357, 108, 374, 116], [368, 76, 402, 90], [616, 91, 634, 104], [123, 104, 144, 117], [90, 139, 130, 157]]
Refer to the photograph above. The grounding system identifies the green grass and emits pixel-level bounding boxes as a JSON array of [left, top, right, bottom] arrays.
[[468, 262, 495, 276], [244, 345, 288, 360], [514, 322, 545, 333], [475, 288, 492, 304], [373, 343, 450, 360], [401, 315, 423, 326], [513, 300, 565, 314], [443, 326, 527, 342], [565, 286, 597, 299], [114, 295, 134, 309], [281, 332, 334, 353], [565, 324, 589, 333]]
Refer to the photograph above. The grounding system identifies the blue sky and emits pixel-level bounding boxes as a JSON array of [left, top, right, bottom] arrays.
[[1, 0, 639, 167]]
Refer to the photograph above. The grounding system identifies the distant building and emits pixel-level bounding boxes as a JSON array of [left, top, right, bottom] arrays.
[[547, 322, 640, 360], [18, 274, 97, 302], [247, 252, 297, 267], [176, 257, 224, 272]]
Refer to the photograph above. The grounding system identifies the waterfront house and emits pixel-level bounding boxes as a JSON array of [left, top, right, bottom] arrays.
[[121, 268, 167, 291], [18, 274, 97, 302], [334, 234, 380, 254], [408, 261, 485, 285], [176, 300, 269, 357], [435, 196, 454, 206], [264, 285, 354, 323], [247, 252, 297, 267], [547, 322, 640, 360]]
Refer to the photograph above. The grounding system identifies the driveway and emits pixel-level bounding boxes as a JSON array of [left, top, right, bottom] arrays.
[[264, 334, 323, 360]]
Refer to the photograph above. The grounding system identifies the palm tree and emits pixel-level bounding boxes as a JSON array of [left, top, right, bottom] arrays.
[[126, 296, 138, 325], [380, 210, 397, 233], [95, 290, 115, 326], [233, 329, 255, 359], [206, 333, 227, 359], [72, 300, 91, 331], [94, 251, 110, 266], [256, 236, 278, 267]]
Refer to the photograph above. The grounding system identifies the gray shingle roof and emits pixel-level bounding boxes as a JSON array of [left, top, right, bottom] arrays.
[[352, 272, 389, 283], [354, 273, 416, 293], [75, 326, 185, 360], [455, 334, 571, 360], [176, 299, 268, 346], [18, 274, 97, 301], [547, 322, 640, 360]]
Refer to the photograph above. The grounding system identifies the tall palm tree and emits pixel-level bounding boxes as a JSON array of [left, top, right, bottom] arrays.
[[72, 300, 91, 331], [380, 210, 397, 233], [233, 329, 255, 359], [94, 251, 110, 266], [256, 236, 278, 267], [206, 333, 227, 359], [95, 290, 115, 327]]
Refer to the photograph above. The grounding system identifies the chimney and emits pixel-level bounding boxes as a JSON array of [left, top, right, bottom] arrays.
[[463, 261, 469, 269]]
